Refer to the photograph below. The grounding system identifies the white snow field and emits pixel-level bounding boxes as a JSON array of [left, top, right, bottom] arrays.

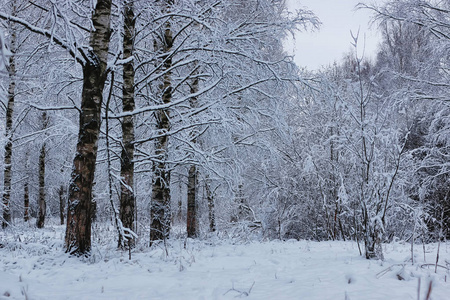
[[1, 224, 450, 300]]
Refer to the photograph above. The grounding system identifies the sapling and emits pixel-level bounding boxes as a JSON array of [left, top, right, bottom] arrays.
[[435, 240, 441, 274], [422, 227, 427, 262], [434, 210, 445, 273], [411, 214, 416, 265]]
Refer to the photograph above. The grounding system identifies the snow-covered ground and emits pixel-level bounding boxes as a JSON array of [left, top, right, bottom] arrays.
[[1, 224, 449, 300]]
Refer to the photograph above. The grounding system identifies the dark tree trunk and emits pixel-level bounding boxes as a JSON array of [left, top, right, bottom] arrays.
[[206, 182, 216, 232], [150, 0, 173, 246], [65, 0, 112, 256], [2, 15, 16, 229], [119, 0, 136, 250], [23, 181, 29, 222], [186, 165, 198, 238], [36, 143, 46, 228], [36, 112, 48, 229], [177, 174, 182, 222], [59, 185, 65, 225]]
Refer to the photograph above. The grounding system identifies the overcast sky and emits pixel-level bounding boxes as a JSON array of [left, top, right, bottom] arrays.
[[286, 0, 382, 70]]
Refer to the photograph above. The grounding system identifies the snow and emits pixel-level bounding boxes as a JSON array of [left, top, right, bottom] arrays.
[[1, 224, 450, 300]]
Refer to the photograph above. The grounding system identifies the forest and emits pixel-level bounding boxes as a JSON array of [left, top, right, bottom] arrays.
[[0, 0, 450, 299]]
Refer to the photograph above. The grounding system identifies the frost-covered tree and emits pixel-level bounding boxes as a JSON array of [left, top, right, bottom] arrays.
[[0, 0, 115, 254], [362, 0, 450, 240], [0, 0, 318, 255], [63, 0, 114, 255], [1, 0, 18, 229], [269, 34, 412, 259], [36, 112, 48, 229], [118, 0, 136, 250]]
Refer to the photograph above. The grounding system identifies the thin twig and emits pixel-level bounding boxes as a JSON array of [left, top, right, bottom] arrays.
[[425, 281, 432, 300]]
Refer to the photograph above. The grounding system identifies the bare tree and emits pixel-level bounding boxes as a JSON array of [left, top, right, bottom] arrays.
[[36, 112, 48, 228], [150, 0, 174, 246], [64, 0, 114, 255], [119, 0, 136, 250], [2, 1, 17, 229], [186, 65, 199, 238]]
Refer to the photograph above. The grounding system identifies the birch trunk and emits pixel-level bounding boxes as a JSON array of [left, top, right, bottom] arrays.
[[65, 0, 112, 255], [119, 0, 136, 249], [2, 11, 16, 229], [150, 0, 173, 245]]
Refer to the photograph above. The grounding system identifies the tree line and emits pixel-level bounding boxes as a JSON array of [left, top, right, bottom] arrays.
[[0, 0, 449, 261], [0, 0, 317, 255]]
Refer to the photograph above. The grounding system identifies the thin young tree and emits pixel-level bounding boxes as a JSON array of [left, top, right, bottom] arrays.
[[23, 151, 29, 222], [186, 67, 199, 238]]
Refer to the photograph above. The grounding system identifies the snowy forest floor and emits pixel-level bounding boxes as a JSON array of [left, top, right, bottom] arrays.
[[1, 222, 450, 300]]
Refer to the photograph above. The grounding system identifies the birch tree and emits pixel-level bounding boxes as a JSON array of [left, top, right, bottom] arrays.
[[148, 0, 174, 245], [0, 0, 114, 254], [1, 0, 17, 228], [64, 0, 113, 255], [118, 0, 136, 250]]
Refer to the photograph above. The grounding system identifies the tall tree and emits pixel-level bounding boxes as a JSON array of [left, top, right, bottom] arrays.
[[362, 0, 450, 240], [65, 0, 113, 255], [186, 165, 198, 237], [0, 0, 115, 256], [150, 0, 174, 245], [206, 180, 216, 232], [36, 112, 48, 228], [2, 1, 17, 229], [186, 65, 199, 238], [119, 0, 136, 250]]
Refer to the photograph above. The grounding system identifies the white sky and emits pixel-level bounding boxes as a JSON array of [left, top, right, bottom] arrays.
[[286, 0, 382, 70]]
